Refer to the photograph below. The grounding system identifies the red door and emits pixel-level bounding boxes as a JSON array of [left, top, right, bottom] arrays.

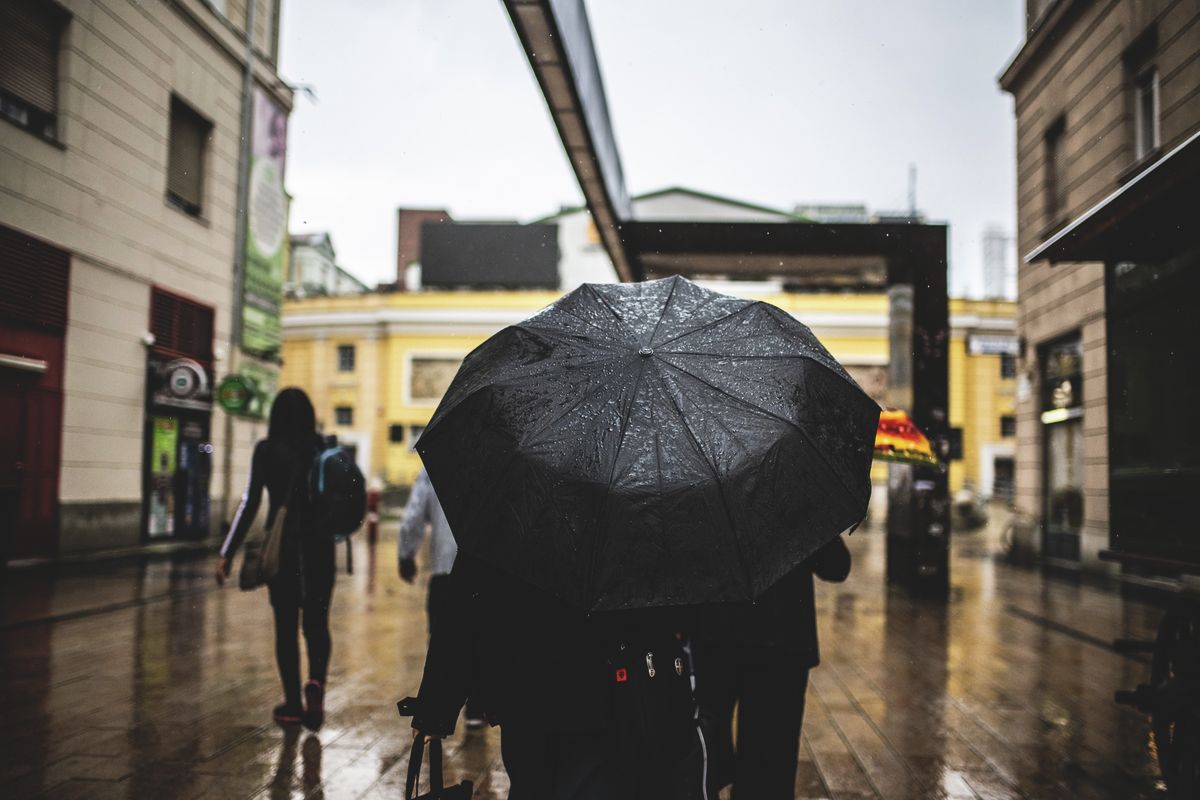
[[0, 331, 65, 561], [1, 225, 69, 562], [0, 382, 26, 560]]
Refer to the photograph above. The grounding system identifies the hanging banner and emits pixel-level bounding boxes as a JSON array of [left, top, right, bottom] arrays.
[[242, 88, 289, 357]]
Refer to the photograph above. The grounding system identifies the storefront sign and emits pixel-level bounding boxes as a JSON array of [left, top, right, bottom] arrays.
[[150, 357, 211, 412], [968, 334, 1019, 356], [217, 374, 256, 414], [242, 88, 289, 357]]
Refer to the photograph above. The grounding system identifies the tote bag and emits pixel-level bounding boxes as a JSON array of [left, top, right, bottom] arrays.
[[238, 465, 301, 590]]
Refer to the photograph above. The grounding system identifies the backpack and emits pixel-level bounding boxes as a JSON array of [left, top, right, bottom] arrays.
[[312, 438, 366, 571]]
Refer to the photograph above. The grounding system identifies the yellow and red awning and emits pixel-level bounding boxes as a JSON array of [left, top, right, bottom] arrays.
[[874, 408, 938, 467]]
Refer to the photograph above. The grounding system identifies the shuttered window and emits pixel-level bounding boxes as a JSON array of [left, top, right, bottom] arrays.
[[1044, 118, 1067, 226], [0, 0, 68, 140], [166, 96, 212, 217], [150, 287, 215, 366], [0, 224, 70, 333]]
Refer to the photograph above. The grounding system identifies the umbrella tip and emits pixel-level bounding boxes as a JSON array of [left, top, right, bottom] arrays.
[[638, 347, 654, 357]]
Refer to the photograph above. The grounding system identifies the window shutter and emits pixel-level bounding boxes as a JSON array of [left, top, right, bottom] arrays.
[[167, 98, 209, 213], [0, 224, 70, 333], [0, 1, 64, 115], [150, 287, 214, 365]]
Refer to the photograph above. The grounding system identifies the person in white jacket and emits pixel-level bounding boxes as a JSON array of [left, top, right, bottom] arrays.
[[397, 468, 485, 728]]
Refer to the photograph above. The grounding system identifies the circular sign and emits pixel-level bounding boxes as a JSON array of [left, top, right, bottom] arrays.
[[163, 358, 208, 400], [217, 375, 256, 414], [168, 364, 198, 397]]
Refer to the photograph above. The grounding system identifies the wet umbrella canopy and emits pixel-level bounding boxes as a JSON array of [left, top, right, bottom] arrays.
[[417, 276, 880, 611]]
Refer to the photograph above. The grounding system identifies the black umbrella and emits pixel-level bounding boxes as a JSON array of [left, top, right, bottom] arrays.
[[417, 276, 880, 611]]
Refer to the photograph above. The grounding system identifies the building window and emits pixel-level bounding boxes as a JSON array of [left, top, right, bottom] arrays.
[[1044, 118, 1067, 226], [335, 406, 353, 426], [409, 357, 461, 404], [1, 223, 70, 334], [150, 287, 215, 365], [337, 344, 355, 372], [166, 96, 212, 217], [0, 0, 68, 141], [1133, 67, 1159, 162], [1000, 353, 1017, 379], [1000, 415, 1016, 438], [388, 424, 405, 443]]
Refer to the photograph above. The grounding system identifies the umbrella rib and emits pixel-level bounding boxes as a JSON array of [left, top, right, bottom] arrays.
[[648, 290, 729, 348], [647, 363, 755, 599], [644, 274, 681, 348], [583, 356, 649, 609], [650, 300, 757, 351], [655, 357, 867, 514], [519, 356, 630, 449], [583, 284, 641, 346], [520, 317, 631, 353]]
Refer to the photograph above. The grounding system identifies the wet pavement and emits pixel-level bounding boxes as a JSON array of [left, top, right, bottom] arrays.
[[0, 515, 1168, 799]]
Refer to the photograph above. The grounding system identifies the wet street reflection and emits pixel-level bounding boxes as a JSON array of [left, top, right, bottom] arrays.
[[0, 514, 1168, 798]]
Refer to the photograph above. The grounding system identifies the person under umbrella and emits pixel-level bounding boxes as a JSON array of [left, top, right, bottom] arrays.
[[692, 535, 852, 799], [404, 276, 880, 797]]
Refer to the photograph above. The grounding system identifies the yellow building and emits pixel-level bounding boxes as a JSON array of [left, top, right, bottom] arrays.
[[282, 289, 1015, 496]]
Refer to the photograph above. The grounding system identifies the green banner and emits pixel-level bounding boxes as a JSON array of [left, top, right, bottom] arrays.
[[242, 88, 289, 357]]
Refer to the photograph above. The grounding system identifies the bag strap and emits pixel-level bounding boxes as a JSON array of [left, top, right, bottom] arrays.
[[405, 735, 424, 800], [405, 735, 445, 799]]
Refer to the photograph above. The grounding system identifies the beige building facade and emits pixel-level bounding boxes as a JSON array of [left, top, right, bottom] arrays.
[[1, 0, 291, 558], [1001, 0, 1200, 570]]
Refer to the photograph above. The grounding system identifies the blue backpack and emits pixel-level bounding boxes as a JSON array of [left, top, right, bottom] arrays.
[[312, 438, 366, 571]]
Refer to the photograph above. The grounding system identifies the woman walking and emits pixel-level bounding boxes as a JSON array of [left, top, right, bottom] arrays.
[[215, 387, 335, 730]]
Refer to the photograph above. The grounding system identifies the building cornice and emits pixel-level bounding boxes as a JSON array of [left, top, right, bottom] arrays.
[[999, 0, 1093, 94], [168, 0, 294, 109]]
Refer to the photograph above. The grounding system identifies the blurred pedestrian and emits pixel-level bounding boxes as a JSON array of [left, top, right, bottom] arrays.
[[215, 387, 335, 730], [398, 468, 485, 728], [692, 535, 852, 800]]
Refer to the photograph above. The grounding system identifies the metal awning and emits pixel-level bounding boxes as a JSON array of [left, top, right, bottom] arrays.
[[505, 0, 638, 281], [626, 220, 946, 287], [1026, 128, 1200, 264], [504, 0, 950, 287]]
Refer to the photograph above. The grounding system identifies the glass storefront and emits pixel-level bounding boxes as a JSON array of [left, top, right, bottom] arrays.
[[1040, 335, 1083, 561], [1107, 247, 1200, 560]]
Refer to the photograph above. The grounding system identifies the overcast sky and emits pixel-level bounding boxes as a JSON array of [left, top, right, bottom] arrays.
[[279, 1, 1024, 296]]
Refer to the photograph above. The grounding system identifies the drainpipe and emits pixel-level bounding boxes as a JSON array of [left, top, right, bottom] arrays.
[[220, 0, 258, 528]]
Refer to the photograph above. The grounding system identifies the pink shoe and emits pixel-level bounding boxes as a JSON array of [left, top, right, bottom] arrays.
[[273, 702, 302, 725]]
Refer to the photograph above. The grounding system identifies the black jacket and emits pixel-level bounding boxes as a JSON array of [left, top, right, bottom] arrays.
[[410, 538, 850, 735], [411, 554, 697, 737], [693, 536, 851, 667]]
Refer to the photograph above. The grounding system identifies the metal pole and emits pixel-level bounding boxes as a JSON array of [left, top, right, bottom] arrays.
[[220, 0, 258, 527]]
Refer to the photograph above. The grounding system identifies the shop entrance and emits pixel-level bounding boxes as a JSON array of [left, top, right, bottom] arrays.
[[141, 288, 216, 542]]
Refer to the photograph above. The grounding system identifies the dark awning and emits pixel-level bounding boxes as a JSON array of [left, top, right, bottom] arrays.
[[505, 0, 637, 281], [1026, 129, 1200, 264]]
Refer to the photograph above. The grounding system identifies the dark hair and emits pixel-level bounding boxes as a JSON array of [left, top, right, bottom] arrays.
[[268, 387, 316, 446]]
